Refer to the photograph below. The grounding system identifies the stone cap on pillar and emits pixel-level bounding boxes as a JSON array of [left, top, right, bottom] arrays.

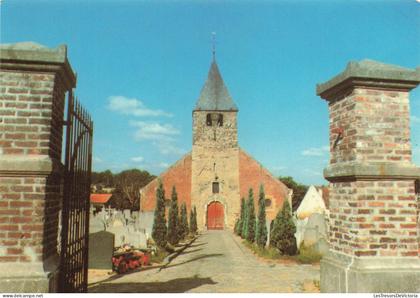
[[324, 162, 420, 182], [316, 60, 420, 101], [0, 41, 76, 89]]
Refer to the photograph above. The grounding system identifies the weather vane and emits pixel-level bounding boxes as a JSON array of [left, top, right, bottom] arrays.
[[212, 32, 216, 61]]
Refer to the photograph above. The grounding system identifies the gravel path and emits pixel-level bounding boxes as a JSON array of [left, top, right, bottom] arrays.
[[89, 230, 320, 293]]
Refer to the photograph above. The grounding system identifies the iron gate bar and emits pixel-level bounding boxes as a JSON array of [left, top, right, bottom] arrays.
[[59, 90, 93, 293]]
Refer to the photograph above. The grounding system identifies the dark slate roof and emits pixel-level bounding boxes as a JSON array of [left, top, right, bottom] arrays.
[[194, 60, 238, 111]]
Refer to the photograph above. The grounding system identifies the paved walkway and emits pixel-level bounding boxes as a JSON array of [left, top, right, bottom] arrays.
[[89, 230, 320, 293]]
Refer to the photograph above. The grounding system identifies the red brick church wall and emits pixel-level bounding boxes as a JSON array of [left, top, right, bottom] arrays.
[[140, 150, 290, 223], [140, 153, 192, 212], [239, 149, 290, 221]]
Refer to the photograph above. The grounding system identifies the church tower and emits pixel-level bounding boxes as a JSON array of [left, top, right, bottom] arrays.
[[191, 59, 240, 230]]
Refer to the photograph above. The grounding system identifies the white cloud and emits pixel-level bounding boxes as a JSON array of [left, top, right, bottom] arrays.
[[107, 96, 172, 117], [93, 156, 103, 163], [157, 162, 170, 168], [130, 121, 180, 141], [269, 165, 287, 174], [411, 115, 420, 124], [303, 169, 323, 177], [154, 141, 186, 156], [129, 121, 185, 157], [301, 146, 329, 157], [130, 156, 144, 163]]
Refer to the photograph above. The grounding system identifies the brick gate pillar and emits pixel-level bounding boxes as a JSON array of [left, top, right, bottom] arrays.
[[0, 43, 76, 292], [317, 60, 420, 292]]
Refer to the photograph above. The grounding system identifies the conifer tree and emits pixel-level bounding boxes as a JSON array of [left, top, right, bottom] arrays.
[[241, 196, 248, 239], [178, 202, 188, 240], [190, 205, 198, 234], [256, 185, 268, 247], [237, 197, 246, 237], [246, 188, 256, 243], [167, 186, 179, 245], [234, 219, 240, 235], [189, 207, 194, 234], [270, 200, 297, 255], [152, 180, 167, 248], [193, 206, 198, 233]]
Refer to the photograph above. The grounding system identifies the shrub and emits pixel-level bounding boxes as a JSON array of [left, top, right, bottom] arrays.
[[167, 186, 179, 245], [152, 180, 167, 248], [178, 202, 189, 241], [243, 240, 281, 259], [245, 189, 256, 243], [256, 185, 268, 247], [190, 205, 198, 234], [241, 196, 248, 239], [297, 243, 322, 264], [270, 200, 297, 255]]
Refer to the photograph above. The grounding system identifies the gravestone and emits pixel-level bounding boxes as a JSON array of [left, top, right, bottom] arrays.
[[89, 213, 106, 234], [125, 231, 147, 249], [88, 231, 115, 270], [303, 213, 328, 247], [137, 211, 155, 237]]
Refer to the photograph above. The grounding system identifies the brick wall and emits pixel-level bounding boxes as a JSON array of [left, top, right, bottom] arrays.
[[317, 61, 420, 264], [329, 180, 417, 257], [329, 88, 411, 165], [0, 72, 57, 155], [140, 154, 192, 212], [239, 149, 289, 221], [0, 43, 76, 292], [0, 69, 65, 264], [0, 176, 62, 262], [139, 149, 290, 225]]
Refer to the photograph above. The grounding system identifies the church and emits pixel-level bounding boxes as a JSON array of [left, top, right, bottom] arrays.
[[140, 57, 291, 230]]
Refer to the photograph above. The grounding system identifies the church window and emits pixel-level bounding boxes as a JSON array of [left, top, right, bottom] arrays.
[[265, 198, 272, 207], [212, 182, 219, 194], [206, 113, 223, 127], [217, 114, 223, 126]]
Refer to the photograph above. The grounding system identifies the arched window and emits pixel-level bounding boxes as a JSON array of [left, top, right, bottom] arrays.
[[206, 113, 223, 126], [265, 198, 272, 207], [217, 114, 223, 126]]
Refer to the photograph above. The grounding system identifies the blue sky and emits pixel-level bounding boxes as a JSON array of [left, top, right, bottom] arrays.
[[2, 0, 420, 185]]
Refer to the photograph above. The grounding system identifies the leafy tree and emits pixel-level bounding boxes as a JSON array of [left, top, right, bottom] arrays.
[[178, 202, 189, 240], [245, 188, 256, 243], [256, 185, 268, 247], [190, 206, 198, 234], [278, 176, 309, 212], [167, 186, 180, 245], [152, 180, 167, 248], [270, 200, 297, 255], [91, 170, 114, 187], [100, 168, 155, 211]]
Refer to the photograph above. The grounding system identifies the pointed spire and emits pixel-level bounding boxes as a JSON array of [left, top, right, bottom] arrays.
[[194, 60, 238, 111]]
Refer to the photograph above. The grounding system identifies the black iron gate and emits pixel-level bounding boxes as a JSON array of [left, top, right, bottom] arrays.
[[59, 90, 93, 292]]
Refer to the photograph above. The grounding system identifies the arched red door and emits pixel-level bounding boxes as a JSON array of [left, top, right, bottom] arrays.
[[207, 201, 224, 230]]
